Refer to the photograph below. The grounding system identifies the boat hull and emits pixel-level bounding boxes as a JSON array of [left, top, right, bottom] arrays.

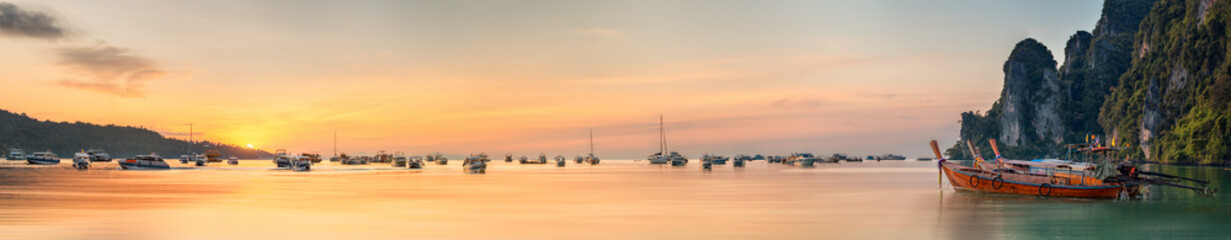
[[119, 161, 170, 170], [27, 158, 60, 165], [941, 162, 1131, 199]]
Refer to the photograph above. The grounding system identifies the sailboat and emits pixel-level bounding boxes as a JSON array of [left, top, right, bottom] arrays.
[[648, 115, 686, 165], [585, 129, 600, 165]]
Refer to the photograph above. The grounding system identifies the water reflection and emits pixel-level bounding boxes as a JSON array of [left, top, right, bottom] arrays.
[[0, 160, 1225, 239]]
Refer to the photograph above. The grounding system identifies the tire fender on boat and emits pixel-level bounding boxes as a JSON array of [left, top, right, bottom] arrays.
[[992, 176, 1005, 190], [1038, 184, 1053, 197], [969, 174, 980, 188]]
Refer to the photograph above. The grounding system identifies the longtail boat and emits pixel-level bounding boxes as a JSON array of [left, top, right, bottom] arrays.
[[928, 139, 1215, 199]]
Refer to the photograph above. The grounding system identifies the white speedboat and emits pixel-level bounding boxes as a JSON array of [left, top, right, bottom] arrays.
[[120, 154, 170, 170], [26, 151, 60, 165], [555, 155, 566, 167], [228, 156, 239, 165], [272, 149, 291, 168], [72, 152, 90, 170], [6, 148, 24, 160], [290, 155, 312, 171], [789, 153, 818, 167]]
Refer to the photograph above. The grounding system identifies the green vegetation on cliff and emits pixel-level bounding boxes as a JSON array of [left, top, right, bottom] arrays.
[[0, 109, 272, 159], [1101, 0, 1231, 164]]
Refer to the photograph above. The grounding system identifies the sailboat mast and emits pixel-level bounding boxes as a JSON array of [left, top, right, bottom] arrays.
[[188, 123, 193, 154], [589, 128, 594, 155], [660, 115, 666, 154], [333, 130, 338, 157]]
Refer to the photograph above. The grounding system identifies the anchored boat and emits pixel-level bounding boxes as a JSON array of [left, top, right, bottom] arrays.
[[649, 115, 686, 165], [272, 149, 292, 168], [26, 151, 60, 165], [120, 154, 170, 170], [72, 151, 90, 170], [928, 139, 1216, 199], [6, 148, 24, 160], [86, 149, 112, 162], [463, 155, 487, 173]]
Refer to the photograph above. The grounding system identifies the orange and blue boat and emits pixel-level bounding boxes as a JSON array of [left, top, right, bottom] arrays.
[[928, 139, 1215, 199]]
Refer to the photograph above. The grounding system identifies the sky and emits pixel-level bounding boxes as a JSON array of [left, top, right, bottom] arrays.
[[0, 0, 1104, 159]]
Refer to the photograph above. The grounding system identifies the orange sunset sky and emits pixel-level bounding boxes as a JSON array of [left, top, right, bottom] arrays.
[[0, 1, 1103, 158]]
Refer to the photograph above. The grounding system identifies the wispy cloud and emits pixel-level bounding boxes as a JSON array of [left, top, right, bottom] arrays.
[[0, 2, 169, 97], [0, 2, 70, 40], [573, 28, 627, 38], [55, 42, 166, 98]]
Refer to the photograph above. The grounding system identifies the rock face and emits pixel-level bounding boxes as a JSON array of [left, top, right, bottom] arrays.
[[999, 39, 1063, 147], [1100, 0, 1231, 164], [950, 0, 1159, 159]]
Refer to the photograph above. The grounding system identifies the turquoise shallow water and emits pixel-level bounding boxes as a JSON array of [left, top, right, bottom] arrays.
[[0, 159, 1226, 239]]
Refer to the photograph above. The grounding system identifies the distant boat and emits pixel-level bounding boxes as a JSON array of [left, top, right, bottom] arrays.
[[6, 148, 25, 160], [180, 154, 206, 164], [204, 150, 222, 162], [505, 153, 513, 162], [650, 115, 686, 165], [751, 154, 766, 161], [519, 154, 548, 164], [733, 154, 750, 167], [290, 155, 311, 171], [702, 154, 728, 165], [373, 151, 393, 163], [585, 129, 600, 165], [555, 155, 566, 167], [788, 153, 818, 167], [767, 156, 784, 163], [575, 155, 584, 164], [272, 149, 292, 168], [120, 154, 170, 170], [917, 157, 933, 161], [228, 156, 239, 165], [26, 151, 60, 165], [72, 151, 90, 170], [878, 154, 906, 160], [86, 149, 112, 162], [463, 155, 486, 173], [391, 152, 408, 167], [408, 156, 424, 169], [435, 153, 450, 164], [669, 152, 687, 166]]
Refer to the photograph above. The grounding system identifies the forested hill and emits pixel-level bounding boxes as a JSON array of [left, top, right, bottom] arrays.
[[0, 109, 272, 159], [951, 0, 1231, 165]]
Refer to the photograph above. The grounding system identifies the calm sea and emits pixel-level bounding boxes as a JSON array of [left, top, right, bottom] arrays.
[[0, 159, 1226, 239]]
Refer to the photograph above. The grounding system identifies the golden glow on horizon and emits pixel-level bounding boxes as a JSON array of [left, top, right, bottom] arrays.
[[246, 144, 254, 149], [0, 1, 1104, 158]]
